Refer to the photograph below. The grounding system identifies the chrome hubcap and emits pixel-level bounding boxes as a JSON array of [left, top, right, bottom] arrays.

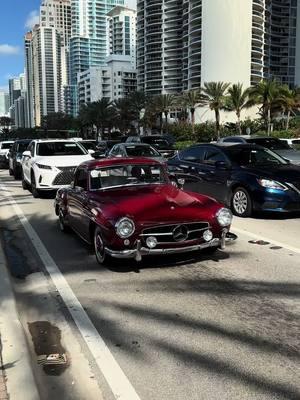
[[233, 191, 248, 215], [95, 232, 105, 263]]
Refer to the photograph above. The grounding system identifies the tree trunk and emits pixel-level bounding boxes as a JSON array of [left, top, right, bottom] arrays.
[[267, 107, 271, 136], [286, 110, 291, 130], [191, 108, 195, 136], [160, 113, 163, 134], [215, 108, 221, 140], [236, 111, 241, 135], [164, 111, 168, 133]]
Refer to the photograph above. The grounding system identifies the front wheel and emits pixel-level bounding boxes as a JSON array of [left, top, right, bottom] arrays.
[[232, 187, 252, 217], [58, 209, 70, 233], [94, 226, 108, 265], [22, 171, 30, 190], [31, 172, 40, 198], [9, 168, 13, 176]]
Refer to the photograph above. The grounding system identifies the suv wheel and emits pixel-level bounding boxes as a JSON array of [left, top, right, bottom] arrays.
[[232, 187, 252, 217], [31, 172, 40, 198], [22, 172, 29, 190]]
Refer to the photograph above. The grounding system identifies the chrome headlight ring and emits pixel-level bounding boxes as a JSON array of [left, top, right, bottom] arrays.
[[216, 208, 232, 227], [115, 217, 135, 239]]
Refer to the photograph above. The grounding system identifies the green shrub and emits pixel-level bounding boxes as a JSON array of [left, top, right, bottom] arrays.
[[174, 140, 196, 150]]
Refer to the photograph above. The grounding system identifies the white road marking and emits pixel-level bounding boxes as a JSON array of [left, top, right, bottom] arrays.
[[0, 184, 141, 400], [233, 227, 300, 255]]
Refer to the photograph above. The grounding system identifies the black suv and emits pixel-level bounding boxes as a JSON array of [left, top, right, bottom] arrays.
[[126, 135, 175, 158], [8, 139, 32, 179]]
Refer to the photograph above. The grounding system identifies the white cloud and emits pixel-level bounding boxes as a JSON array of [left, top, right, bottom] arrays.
[[25, 10, 39, 30], [0, 45, 20, 55]]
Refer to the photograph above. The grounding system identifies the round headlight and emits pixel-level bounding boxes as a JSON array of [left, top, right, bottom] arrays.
[[216, 208, 232, 227], [146, 236, 157, 248], [115, 217, 135, 238]]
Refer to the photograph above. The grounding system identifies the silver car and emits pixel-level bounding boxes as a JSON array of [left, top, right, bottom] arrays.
[[219, 135, 300, 165], [108, 143, 166, 163]]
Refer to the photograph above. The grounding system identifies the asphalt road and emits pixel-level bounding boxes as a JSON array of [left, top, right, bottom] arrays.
[[1, 170, 300, 400]]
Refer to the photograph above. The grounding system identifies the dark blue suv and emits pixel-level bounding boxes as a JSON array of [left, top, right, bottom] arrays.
[[168, 143, 300, 217]]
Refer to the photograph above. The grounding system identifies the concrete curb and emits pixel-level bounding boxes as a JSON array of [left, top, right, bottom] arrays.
[[0, 241, 40, 400]]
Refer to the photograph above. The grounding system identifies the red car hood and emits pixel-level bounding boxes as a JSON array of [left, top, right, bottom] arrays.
[[89, 184, 221, 225]]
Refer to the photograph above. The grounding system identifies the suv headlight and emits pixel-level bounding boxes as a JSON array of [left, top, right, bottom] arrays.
[[115, 217, 135, 238], [216, 208, 232, 227], [257, 179, 288, 191], [36, 163, 52, 170]]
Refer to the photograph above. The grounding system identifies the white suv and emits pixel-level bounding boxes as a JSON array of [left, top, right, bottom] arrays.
[[21, 139, 93, 198]]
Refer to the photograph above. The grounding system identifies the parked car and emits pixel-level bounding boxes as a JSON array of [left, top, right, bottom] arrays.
[[168, 143, 300, 217], [96, 140, 121, 156], [78, 140, 105, 158], [8, 139, 32, 179], [279, 138, 300, 150], [21, 139, 93, 198], [0, 140, 14, 168], [54, 157, 232, 265], [108, 143, 166, 163], [126, 135, 175, 158], [218, 135, 300, 165]]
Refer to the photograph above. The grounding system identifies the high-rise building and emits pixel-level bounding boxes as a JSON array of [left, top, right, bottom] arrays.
[[66, 0, 124, 115], [8, 77, 21, 107], [31, 25, 62, 126], [107, 5, 136, 67], [40, 0, 72, 113], [137, 0, 300, 95], [24, 31, 35, 128], [0, 92, 10, 116]]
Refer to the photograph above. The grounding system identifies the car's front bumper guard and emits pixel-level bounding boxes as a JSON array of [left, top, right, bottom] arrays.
[[105, 230, 228, 262]]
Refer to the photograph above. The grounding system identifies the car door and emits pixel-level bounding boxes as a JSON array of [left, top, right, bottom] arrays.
[[22, 142, 35, 182], [173, 146, 207, 193], [198, 147, 231, 202], [68, 168, 90, 239]]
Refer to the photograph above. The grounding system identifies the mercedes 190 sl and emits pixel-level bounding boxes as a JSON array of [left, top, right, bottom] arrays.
[[54, 157, 232, 265]]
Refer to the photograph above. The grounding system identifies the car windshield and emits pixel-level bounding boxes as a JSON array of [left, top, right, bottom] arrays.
[[90, 164, 167, 190], [80, 141, 96, 151], [142, 138, 170, 149], [36, 142, 86, 156], [1, 143, 13, 149], [17, 142, 30, 153], [226, 147, 288, 166], [247, 138, 290, 150], [125, 145, 160, 157]]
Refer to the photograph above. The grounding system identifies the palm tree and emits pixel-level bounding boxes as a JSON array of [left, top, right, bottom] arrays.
[[90, 99, 114, 139], [181, 89, 202, 136], [225, 83, 251, 134], [113, 98, 134, 132], [248, 80, 282, 135], [275, 86, 300, 130], [201, 81, 230, 139], [127, 91, 147, 134], [152, 94, 176, 133]]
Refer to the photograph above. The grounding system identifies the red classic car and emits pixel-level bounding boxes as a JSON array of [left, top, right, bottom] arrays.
[[54, 157, 232, 265]]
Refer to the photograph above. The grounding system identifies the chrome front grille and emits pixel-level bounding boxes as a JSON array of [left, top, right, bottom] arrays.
[[52, 166, 76, 186], [141, 222, 210, 244]]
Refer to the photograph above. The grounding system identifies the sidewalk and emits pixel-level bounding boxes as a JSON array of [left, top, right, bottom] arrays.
[[0, 239, 40, 400]]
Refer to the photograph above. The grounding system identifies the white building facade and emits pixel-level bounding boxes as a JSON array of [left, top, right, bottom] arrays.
[[107, 6, 136, 68], [137, 0, 300, 94], [77, 56, 137, 106], [31, 26, 62, 127]]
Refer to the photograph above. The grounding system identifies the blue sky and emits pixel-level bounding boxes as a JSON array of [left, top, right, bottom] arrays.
[[0, 0, 41, 90]]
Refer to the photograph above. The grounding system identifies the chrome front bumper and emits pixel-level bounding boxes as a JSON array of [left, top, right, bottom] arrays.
[[105, 230, 227, 262]]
